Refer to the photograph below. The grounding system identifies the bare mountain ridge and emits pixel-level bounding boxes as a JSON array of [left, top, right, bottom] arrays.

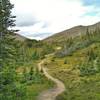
[[44, 22, 100, 42]]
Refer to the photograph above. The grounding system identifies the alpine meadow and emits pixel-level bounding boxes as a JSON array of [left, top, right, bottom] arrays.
[[0, 0, 100, 100]]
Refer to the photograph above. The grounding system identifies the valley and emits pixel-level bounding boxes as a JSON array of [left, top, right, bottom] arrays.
[[25, 25, 100, 100], [0, 2, 100, 99], [1, 0, 100, 100]]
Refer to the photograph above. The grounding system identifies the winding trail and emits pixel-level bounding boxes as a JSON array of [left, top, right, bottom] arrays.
[[37, 55, 65, 100]]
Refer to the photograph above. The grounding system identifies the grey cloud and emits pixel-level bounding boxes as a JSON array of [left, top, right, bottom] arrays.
[[16, 20, 35, 27], [15, 14, 49, 28], [15, 14, 38, 27], [32, 33, 52, 37], [42, 22, 50, 28]]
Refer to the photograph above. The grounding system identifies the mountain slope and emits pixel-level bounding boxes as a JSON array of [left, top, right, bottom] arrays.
[[13, 33, 27, 41], [44, 22, 100, 42], [43, 26, 100, 100]]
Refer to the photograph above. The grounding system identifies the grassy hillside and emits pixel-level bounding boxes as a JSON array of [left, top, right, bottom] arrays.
[[44, 22, 100, 43], [5, 22, 100, 100], [43, 28, 100, 100]]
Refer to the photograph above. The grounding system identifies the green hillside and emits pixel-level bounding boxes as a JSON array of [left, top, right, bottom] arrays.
[[44, 22, 100, 43], [14, 25, 100, 100], [1, 0, 100, 99], [43, 28, 100, 100]]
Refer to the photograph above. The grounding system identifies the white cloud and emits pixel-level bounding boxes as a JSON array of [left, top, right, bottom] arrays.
[[10, 0, 100, 40]]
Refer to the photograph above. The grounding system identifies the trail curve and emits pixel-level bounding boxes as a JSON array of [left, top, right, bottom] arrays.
[[37, 55, 65, 100]]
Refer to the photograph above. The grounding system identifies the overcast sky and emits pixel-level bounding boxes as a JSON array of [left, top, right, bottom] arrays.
[[10, 0, 100, 40]]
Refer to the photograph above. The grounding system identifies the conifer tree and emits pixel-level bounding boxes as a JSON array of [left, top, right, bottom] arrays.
[[0, 0, 26, 99]]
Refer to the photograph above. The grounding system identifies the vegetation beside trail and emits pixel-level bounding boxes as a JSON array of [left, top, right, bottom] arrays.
[[1, 0, 100, 100], [43, 29, 100, 100], [0, 1, 54, 100]]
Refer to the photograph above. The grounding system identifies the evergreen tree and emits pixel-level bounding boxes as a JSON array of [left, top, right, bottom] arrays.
[[0, 0, 26, 99], [86, 28, 91, 41], [64, 59, 67, 64], [32, 50, 39, 60], [0, 0, 16, 68], [29, 67, 34, 80]]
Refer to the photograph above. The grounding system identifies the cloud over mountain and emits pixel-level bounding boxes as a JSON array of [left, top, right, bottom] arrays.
[[10, 0, 100, 40]]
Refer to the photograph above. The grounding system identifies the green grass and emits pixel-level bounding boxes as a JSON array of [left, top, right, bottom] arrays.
[[26, 78, 54, 100], [17, 31, 100, 100], [44, 39, 100, 100], [16, 60, 54, 100]]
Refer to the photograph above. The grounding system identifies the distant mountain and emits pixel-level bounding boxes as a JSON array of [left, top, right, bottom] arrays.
[[44, 22, 100, 42], [14, 33, 27, 41]]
